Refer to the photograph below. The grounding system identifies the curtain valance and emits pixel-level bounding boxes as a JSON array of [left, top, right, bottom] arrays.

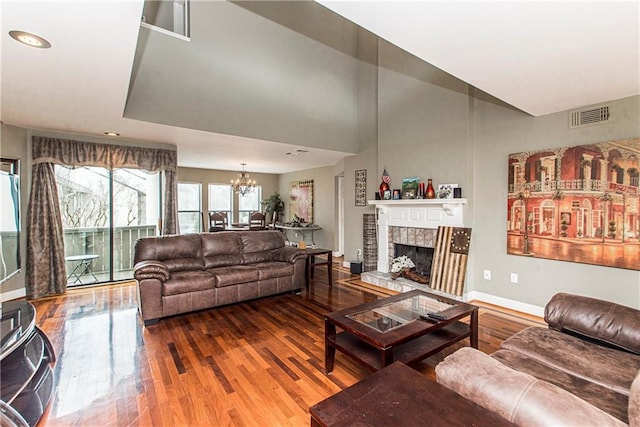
[[32, 137, 177, 172]]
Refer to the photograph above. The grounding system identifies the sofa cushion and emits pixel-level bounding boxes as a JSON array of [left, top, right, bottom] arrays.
[[240, 231, 285, 264], [630, 370, 640, 427], [436, 347, 626, 427], [162, 270, 216, 296], [500, 326, 640, 395], [252, 261, 294, 280], [545, 292, 640, 354], [201, 232, 243, 269], [134, 234, 204, 272], [492, 349, 629, 423], [208, 266, 260, 287]]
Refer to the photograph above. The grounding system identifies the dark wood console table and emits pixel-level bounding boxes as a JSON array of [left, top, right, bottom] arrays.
[[1, 300, 56, 426]]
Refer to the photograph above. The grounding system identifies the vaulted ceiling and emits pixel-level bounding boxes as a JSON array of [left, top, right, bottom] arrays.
[[2, 1, 638, 173]]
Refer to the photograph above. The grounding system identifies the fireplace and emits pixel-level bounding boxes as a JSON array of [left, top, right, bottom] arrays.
[[394, 244, 434, 277], [363, 199, 468, 294], [365, 198, 466, 269]]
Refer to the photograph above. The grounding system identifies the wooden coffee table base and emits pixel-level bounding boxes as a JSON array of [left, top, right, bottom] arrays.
[[324, 290, 478, 374], [309, 361, 515, 427]]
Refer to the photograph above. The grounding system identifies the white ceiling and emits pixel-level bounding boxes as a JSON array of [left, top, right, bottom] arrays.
[[2, 1, 639, 173]]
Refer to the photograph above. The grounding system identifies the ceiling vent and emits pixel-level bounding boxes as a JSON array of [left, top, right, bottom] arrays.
[[569, 105, 611, 129]]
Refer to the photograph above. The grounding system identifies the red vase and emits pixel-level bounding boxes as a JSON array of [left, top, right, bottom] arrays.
[[380, 181, 389, 197], [426, 179, 436, 199]]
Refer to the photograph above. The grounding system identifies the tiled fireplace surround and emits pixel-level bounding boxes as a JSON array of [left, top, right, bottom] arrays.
[[362, 199, 466, 295]]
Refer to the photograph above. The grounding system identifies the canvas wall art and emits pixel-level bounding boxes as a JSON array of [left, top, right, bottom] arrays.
[[289, 180, 314, 223], [507, 137, 639, 270]]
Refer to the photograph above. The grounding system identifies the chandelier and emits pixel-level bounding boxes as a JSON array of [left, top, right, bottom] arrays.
[[231, 163, 256, 196]]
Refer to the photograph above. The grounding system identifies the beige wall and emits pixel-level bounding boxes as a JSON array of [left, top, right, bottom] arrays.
[[278, 166, 336, 250], [471, 93, 640, 309], [337, 39, 640, 311], [177, 166, 279, 225]]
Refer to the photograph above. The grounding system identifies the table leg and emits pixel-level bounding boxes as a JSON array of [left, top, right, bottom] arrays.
[[381, 347, 394, 368], [327, 251, 333, 286], [310, 255, 316, 278], [325, 320, 336, 374], [305, 256, 310, 288], [470, 308, 479, 349]]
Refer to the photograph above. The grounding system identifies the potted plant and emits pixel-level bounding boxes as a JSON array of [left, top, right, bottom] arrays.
[[608, 220, 617, 239], [261, 192, 285, 224]]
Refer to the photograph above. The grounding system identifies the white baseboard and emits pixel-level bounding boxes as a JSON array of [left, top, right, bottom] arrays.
[[1, 287, 27, 302], [342, 260, 350, 268], [464, 291, 545, 318]]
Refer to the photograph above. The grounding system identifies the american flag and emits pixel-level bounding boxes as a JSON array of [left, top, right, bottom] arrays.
[[382, 168, 391, 184]]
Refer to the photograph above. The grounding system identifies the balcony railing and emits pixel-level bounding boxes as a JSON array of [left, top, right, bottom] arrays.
[[509, 179, 638, 194], [63, 225, 157, 284]]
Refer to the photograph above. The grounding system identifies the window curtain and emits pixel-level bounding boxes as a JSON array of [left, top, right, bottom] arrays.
[[27, 137, 177, 299]]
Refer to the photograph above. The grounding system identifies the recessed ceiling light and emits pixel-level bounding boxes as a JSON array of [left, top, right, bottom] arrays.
[[9, 30, 51, 49], [104, 131, 120, 137]]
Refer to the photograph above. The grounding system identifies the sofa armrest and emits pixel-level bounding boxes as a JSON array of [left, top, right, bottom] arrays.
[[436, 347, 626, 427], [133, 260, 170, 282], [545, 293, 640, 354], [630, 370, 640, 427], [272, 246, 306, 263]]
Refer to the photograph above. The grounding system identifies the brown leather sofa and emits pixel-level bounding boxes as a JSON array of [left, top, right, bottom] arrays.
[[133, 230, 307, 325], [436, 293, 640, 426]]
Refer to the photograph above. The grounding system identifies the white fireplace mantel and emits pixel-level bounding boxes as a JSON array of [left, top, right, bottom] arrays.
[[368, 199, 467, 272]]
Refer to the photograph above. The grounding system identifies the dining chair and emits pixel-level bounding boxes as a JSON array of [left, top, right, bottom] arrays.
[[209, 212, 227, 232], [249, 212, 266, 230]]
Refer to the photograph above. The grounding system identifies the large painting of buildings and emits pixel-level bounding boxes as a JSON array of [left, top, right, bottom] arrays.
[[507, 138, 639, 270]]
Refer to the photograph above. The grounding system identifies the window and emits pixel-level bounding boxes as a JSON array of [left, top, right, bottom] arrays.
[[55, 165, 160, 284], [208, 184, 232, 224], [238, 187, 262, 224], [177, 182, 202, 233]]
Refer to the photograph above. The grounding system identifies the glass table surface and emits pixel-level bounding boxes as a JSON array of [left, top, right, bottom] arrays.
[[346, 294, 454, 333]]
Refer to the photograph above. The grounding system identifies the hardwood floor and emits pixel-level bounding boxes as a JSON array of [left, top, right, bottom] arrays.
[[29, 261, 542, 426]]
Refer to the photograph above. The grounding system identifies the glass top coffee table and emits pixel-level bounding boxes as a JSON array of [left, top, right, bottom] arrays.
[[324, 289, 478, 373]]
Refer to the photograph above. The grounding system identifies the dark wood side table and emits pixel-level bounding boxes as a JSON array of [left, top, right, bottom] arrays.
[[305, 248, 332, 287], [309, 361, 515, 427]]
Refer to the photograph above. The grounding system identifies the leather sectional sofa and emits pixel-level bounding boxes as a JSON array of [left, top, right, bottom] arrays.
[[133, 230, 307, 325], [436, 293, 640, 426]]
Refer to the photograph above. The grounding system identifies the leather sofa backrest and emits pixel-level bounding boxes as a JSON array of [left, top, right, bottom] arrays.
[[240, 231, 286, 264], [201, 232, 244, 269], [134, 234, 204, 272], [545, 292, 640, 355]]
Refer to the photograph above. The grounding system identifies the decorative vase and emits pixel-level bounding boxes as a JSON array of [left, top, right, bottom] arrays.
[[380, 181, 389, 196], [380, 168, 390, 197], [417, 182, 426, 199], [425, 179, 436, 199]]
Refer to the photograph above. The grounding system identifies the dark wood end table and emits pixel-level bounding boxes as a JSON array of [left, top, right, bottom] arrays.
[[309, 361, 514, 426], [305, 248, 332, 287], [324, 289, 478, 373]]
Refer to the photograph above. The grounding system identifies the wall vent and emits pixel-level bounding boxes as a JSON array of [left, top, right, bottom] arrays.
[[569, 105, 611, 129]]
